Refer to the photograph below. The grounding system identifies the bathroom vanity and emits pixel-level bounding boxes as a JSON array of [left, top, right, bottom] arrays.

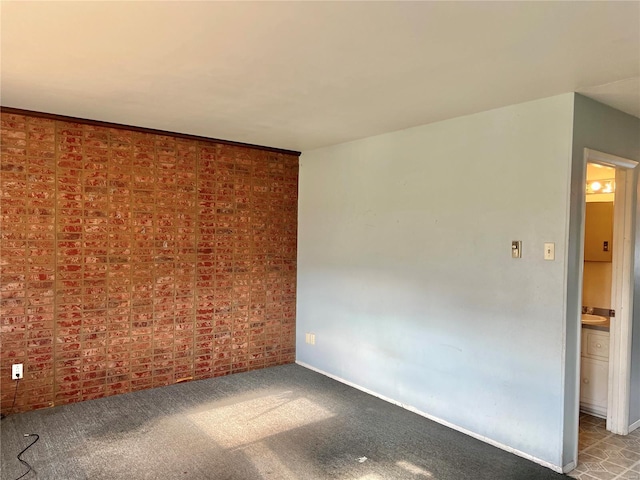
[[580, 323, 610, 418]]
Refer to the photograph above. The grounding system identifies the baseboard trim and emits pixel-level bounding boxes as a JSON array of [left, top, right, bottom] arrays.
[[579, 403, 607, 419], [296, 361, 564, 474], [629, 418, 640, 433], [562, 461, 577, 474]]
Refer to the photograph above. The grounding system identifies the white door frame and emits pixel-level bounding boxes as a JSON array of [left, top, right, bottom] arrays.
[[584, 148, 637, 435]]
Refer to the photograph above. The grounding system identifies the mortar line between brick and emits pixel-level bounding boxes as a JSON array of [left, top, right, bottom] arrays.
[[18, 118, 27, 410], [53, 118, 59, 408], [154, 138, 159, 386], [81, 125, 88, 403], [172, 139, 177, 383], [105, 125, 111, 396], [152, 135, 158, 386], [278, 156, 283, 366], [127, 134, 133, 393], [230, 150, 236, 376], [279, 159, 283, 363], [246, 150, 254, 373], [192, 143, 199, 380], [234, 148, 241, 373], [214, 145, 219, 377], [264, 155, 269, 368], [24, 117, 31, 410]]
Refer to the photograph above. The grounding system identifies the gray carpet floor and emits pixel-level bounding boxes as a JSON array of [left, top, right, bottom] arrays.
[[0, 364, 566, 480]]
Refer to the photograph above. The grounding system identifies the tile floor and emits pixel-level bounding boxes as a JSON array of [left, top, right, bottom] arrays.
[[568, 413, 640, 480]]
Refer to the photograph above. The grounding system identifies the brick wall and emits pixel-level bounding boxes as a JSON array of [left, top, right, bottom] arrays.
[[0, 112, 298, 414]]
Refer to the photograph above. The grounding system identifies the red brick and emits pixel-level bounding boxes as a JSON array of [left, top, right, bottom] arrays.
[[0, 111, 298, 415]]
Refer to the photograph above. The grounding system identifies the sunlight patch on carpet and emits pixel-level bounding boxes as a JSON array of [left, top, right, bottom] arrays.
[[396, 460, 434, 477], [188, 392, 335, 448]]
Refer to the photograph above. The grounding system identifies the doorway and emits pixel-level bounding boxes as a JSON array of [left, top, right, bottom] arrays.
[[576, 149, 637, 463], [581, 149, 636, 434], [579, 162, 615, 421]]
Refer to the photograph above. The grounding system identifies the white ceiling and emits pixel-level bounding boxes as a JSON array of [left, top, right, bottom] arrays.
[[1, 2, 638, 152]]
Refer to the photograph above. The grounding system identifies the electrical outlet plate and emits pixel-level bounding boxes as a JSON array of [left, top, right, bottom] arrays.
[[12, 363, 23, 380]]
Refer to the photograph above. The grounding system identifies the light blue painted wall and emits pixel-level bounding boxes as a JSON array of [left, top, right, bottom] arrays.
[[569, 95, 640, 434], [297, 95, 575, 468]]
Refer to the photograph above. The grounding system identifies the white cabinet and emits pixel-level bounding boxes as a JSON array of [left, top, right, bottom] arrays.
[[580, 358, 608, 415], [580, 329, 609, 418], [586, 331, 609, 358]]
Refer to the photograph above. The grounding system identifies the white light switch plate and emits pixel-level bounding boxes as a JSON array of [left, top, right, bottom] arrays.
[[512, 241, 522, 259], [544, 242, 555, 260]]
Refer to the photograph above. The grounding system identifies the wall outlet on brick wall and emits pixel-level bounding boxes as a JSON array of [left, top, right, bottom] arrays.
[[12, 364, 23, 380]]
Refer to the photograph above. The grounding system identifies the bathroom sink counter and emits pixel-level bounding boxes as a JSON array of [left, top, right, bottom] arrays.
[[581, 312, 610, 331], [581, 320, 610, 332]]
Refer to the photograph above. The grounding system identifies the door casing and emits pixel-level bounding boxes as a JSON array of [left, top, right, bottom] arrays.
[[582, 148, 637, 435]]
